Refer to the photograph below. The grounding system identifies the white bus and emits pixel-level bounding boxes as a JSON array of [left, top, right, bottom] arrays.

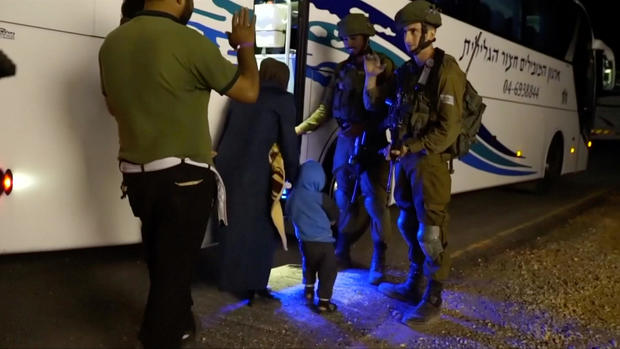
[[0, 0, 614, 254], [297, 0, 615, 193]]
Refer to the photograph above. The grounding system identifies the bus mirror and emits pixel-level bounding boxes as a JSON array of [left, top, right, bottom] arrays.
[[601, 53, 615, 91]]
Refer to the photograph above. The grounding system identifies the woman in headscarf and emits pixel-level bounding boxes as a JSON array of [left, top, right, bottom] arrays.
[[215, 58, 299, 302]]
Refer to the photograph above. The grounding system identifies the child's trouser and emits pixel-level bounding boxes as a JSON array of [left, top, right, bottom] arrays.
[[300, 241, 337, 299]]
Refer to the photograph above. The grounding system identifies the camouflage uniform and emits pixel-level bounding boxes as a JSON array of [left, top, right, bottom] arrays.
[[296, 14, 394, 285], [364, 0, 466, 324]]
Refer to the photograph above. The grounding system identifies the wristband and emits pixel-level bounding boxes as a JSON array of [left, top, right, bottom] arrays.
[[236, 42, 254, 50]]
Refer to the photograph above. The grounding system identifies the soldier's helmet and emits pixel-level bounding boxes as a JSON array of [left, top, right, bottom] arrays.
[[337, 13, 376, 38], [395, 0, 442, 31]]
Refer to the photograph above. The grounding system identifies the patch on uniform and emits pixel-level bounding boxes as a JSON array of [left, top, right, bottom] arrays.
[[175, 179, 204, 187], [440, 94, 455, 106]]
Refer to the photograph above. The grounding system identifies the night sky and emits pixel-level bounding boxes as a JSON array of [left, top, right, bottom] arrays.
[[580, 1, 619, 58]]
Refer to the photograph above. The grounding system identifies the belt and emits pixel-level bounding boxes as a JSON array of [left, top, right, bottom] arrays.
[[119, 157, 211, 173]]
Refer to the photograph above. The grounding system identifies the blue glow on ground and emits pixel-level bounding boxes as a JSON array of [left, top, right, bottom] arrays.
[[191, 265, 615, 347]]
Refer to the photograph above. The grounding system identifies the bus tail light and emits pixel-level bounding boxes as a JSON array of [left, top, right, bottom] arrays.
[[2, 169, 13, 195]]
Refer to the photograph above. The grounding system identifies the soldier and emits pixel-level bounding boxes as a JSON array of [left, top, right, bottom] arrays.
[[364, 0, 466, 324], [295, 13, 394, 285]]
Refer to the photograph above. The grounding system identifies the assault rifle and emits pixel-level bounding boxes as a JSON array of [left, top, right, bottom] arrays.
[[348, 130, 367, 204]]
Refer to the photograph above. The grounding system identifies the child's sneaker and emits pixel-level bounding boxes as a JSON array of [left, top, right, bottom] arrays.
[[317, 299, 337, 313], [304, 285, 314, 302]]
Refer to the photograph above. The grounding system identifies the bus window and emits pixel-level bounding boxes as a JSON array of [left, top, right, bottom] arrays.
[[522, 0, 577, 60], [436, 0, 522, 43], [477, 0, 522, 42]]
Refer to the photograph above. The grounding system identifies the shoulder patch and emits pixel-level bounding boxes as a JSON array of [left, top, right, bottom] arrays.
[[440, 94, 455, 105]]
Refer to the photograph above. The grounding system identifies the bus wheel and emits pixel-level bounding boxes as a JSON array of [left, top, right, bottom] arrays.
[[536, 134, 563, 193]]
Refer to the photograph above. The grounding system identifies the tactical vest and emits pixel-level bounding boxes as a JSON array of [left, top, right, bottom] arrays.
[[391, 55, 443, 142], [331, 61, 367, 126]]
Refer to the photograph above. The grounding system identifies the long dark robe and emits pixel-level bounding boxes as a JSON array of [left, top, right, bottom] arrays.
[[215, 82, 299, 294]]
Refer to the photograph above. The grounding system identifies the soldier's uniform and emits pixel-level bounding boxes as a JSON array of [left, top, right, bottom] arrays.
[[365, 0, 466, 324], [296, 14, 394, 285]]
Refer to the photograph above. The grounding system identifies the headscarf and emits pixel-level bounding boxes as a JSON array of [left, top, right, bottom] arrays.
[[259, 58, 290, 91]]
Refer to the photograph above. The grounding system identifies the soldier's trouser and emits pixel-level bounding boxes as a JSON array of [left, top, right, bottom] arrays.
[[334, 160, 391, 257], [394, 152, 451, 281]]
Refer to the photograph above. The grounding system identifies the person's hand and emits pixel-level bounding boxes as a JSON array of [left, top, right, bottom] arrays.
[[381, 144, 408, 161], [364, 53, 386, 78], [342, 123, 364, 137], [226, 7, 256, 49]]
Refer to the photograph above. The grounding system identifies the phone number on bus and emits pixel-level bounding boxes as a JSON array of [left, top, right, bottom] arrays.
[[502, 80, 540, 99]]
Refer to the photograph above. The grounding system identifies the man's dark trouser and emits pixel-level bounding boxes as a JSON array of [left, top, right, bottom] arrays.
[[123, 164, 216, 349], [300, 241, 338, 299], [394, 152, 451, 281]]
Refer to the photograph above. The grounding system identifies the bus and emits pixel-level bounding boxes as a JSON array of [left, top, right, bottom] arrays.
[[0, 0, 614, 254], [297, 0, 616, 193], [591, 68, 620, 141]]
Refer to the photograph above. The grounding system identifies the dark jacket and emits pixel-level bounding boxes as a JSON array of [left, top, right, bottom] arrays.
[[215, 81, 299, 293]]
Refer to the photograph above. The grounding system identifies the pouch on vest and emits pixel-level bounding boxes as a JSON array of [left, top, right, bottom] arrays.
[[424, 48, 486, 160]]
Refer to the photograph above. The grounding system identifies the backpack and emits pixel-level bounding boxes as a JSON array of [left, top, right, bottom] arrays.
[[424, 48, 486, 161]]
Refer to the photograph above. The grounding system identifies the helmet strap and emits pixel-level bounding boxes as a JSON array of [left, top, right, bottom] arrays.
[[411, 23, 435, 55]]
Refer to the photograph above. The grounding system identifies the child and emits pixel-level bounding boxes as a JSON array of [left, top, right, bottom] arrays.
[[286, 160, 339, 313]]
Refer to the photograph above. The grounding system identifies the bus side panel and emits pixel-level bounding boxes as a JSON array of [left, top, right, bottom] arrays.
[[0, 0, 99, 36], [0, 0, 252, 254], [189, 0, 254, 147], [436, 16, 584, 188], [0, 22, 140, 254]]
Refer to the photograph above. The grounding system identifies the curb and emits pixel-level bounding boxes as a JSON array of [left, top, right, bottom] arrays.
[[448, 187, 612, 263]]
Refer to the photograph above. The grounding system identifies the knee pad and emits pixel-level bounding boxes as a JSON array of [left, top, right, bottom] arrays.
[[417, 225, 443, 261]]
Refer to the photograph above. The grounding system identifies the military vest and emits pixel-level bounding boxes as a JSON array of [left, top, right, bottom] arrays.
[[331, 60, 367, 125]]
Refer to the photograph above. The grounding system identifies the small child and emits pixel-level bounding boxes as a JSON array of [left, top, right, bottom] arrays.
[[286, 160, 339, 313]]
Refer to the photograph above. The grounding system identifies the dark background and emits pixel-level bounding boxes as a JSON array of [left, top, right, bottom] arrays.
[[581, 1, 619, 59]]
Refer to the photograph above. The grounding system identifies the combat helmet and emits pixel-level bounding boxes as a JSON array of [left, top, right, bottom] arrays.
[[395, 0, 442, 31], [337, 13, 375, 37]]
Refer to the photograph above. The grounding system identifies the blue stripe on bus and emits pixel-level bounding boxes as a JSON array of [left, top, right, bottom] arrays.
[[311, 0, 407, 54], [187, 21, 228, 49], [193, 8, 226, 21], [478, 124, 518, 158], [308, 21, 406, 67], [470, 142, 530, 168], [460, 153, 536, 176]]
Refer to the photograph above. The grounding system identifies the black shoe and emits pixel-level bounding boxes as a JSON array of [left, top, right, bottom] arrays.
[[255, 288, 278, 300], [304, 285, 314, 302], [316, 299, 337, 313], [180, 311, 197, 347], [377, 281, 423, 305], [402, 280, 443, 325]]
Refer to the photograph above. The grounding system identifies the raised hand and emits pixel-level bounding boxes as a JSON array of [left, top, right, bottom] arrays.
[[364, 53, 386, 77], [227, 7, 256, 49]]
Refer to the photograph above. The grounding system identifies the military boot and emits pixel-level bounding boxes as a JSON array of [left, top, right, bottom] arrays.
[[368, 246, 386, 285], [377, 268, 425, 304], [402, 279, 443, 326]]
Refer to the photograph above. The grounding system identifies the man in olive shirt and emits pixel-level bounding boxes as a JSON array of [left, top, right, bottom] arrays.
[[364, 0, 465, 325], [99, 1, 258, 347]]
